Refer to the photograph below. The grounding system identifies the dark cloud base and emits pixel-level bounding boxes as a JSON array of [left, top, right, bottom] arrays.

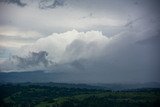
[[11, 51, 52, 68], [0, 0, 65, 9], [0, 0, 27, 7], [39, 0, 65, 9]]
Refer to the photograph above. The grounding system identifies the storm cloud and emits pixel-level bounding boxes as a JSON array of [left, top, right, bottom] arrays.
[[11, 51, 51, 68], [0, 0, 27, 7], [0, 51, 53, 72], [39, 0, 65, 9], [0, 0, 160, 83], [0, 27, 157, 82]]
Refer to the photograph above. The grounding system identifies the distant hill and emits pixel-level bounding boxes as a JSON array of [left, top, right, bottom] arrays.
[[0, 71, 62, 83], [0, 71, 160, 90]]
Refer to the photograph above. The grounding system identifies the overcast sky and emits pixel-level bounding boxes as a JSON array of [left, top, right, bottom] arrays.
[[0, 0, 160, 83]]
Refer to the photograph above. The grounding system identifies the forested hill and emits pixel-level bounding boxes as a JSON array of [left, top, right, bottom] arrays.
[[0, 83, 160, 107]]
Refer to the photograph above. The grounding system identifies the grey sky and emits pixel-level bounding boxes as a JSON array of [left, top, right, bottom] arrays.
[[0, 0, 159, 83]]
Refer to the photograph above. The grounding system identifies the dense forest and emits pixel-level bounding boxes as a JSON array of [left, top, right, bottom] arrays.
[[0, 83, 160, 107]]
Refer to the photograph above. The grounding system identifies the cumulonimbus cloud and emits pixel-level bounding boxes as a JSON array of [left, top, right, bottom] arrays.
[[0, 28, 159, 82], [16, 30, 109, 64], [0, 30, 109, 71], [0, 28, 156, 72]]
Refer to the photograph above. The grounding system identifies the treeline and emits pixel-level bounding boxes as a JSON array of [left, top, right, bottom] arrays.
[[0, 83, 160, 107], [0, 84, 106, 107], [40, 92, 160, 107]]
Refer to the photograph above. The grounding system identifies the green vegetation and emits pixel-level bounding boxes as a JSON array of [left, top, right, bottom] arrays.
[[36, 91, 160, 107], [0, 83, 160, 107]]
